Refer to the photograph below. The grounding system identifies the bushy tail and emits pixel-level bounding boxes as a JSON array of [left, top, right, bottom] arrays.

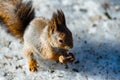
[[0, 1, 35, 39], [16, 1, 35, 32]]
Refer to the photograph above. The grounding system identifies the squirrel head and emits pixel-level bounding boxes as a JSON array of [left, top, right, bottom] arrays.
[[48, 10, 73, 50]]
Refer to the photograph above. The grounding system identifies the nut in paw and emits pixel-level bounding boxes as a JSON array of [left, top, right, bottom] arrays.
[[59, 52, 75, 64], [59, 55, 68, 64]]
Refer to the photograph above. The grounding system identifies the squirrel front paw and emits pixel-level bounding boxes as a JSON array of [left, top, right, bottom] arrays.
[[29, 59, 38, 72], [66, 53, 75, 63], [59, 52, 75, 64]]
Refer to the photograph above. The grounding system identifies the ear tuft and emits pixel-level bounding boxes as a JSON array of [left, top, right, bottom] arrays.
[[51, 9, 66, 25], [57, 9, 66, 25]]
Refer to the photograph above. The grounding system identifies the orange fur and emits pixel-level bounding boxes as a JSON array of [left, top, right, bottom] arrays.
[[29, 59, 38, 72], [23, 10, 74, 71], [0, 0, 74, 71]]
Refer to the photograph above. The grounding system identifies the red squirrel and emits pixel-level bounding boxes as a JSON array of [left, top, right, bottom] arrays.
[[0, 0, 75, 72]]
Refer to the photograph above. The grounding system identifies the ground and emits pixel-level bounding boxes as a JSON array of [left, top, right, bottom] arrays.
[[0, 0, 120, 80]]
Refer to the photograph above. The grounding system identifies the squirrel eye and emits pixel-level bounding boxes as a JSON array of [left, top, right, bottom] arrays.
[[59, 39, 64, 43]]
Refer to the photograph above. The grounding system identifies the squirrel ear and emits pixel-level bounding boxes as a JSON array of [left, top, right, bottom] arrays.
[[49, 13, 57, 34], [52, 12, 58, 25], [50, 12, 58, 31], [50, 9, 66, 32], [57, 9, 66, 25]]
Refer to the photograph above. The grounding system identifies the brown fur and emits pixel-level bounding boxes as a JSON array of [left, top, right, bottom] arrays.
[[23, 10, 74, 71], [48, 10, 73, 48], [0, 0, 74, 71], [0, 0, 34, 39], [48, 10, 66, 33]]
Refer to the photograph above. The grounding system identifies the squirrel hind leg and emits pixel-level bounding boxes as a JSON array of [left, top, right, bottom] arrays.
[[29, 59, 38, 72], [23, 46, 38, 72], [26, 52, 38, 72]]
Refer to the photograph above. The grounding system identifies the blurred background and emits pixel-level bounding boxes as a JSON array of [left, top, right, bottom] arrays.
[[0, 0, 120, 80]]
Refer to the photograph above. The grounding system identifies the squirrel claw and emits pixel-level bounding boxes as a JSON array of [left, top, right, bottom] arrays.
[[29, 60, 38, 72], [67, 53, 75, 63]]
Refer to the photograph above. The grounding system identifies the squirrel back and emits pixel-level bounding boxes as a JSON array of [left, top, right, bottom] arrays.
[[0, 0, 34, 39]]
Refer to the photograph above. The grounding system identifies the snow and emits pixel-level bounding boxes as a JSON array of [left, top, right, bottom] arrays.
[[0, 0, 120, 80]]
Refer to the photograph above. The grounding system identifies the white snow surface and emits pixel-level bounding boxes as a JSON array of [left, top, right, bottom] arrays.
[[0, 0, 120, 80]]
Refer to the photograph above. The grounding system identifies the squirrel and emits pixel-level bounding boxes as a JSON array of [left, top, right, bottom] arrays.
[[0, 0, 75, 72]]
